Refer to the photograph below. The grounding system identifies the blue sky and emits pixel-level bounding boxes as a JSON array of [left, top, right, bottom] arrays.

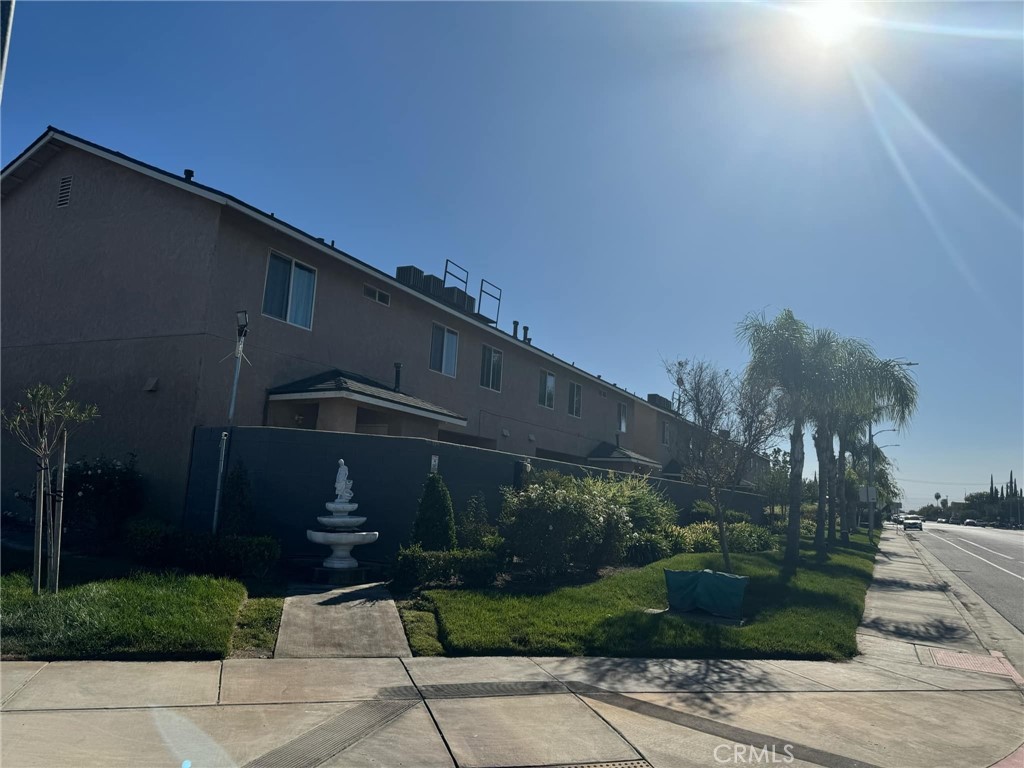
[[3, 2, 1021, 509]]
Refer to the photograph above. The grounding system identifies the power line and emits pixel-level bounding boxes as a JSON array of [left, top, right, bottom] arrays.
[[895, 477, 990, 486]]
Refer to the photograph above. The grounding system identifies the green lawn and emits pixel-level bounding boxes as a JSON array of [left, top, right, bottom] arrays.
[[1, 571, 247, 660], [419, 535, 876, 660]]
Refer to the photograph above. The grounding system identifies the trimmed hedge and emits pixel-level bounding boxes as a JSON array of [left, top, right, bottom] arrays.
[[122, 518, 280, 578], [393, 544, 500, 590]]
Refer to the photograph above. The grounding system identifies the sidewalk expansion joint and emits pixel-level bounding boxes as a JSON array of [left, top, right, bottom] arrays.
[[240, 699, 418, 768], [568, 682, 884, 768]]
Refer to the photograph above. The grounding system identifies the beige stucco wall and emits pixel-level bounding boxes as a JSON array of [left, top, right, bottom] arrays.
[[2, 142, 725, 523], [1, 146, 222, 519]]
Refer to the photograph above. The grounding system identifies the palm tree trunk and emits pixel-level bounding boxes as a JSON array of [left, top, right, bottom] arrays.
[[827, 446, 837, 546], [838, 436, 849, 544], [813, 429, 828, 555], [785, 417, 805, 569]]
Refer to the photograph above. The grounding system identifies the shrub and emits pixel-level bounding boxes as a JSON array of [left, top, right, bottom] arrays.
[[801, 519, 817, 539], [625, 531, 672, 566], [674, 521, 777, 554], [413, 474, 457, 551], [679, 521, 721, 553], [181, 532, 219, 574], [723, 509, 750, 524], [499, 475, 631, 581], [219, 535, 280, 578], [690, 500, 715, 523], [393, 544, 500, 590], [455, 492, 497, 550], [599, 474, 677, 533], [122, 519, 280, 578], [219, 463, 253, 536], [664, 524, 688, 554], [726, 521, 777, 553], [123, 517, 177, 566], [63, 454, 144, 547]]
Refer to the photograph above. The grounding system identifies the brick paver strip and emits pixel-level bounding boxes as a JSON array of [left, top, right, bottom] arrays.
[[931, 649, 1017, 677]]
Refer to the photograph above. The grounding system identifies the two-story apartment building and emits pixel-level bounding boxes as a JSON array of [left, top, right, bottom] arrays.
[[1, 127, 754, 519]]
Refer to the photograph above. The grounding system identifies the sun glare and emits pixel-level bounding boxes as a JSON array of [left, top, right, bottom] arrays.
[[798, 0, 864, 48]]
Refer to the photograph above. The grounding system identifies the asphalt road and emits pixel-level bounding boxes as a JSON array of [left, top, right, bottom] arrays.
[[902, 521, 1024, 634]]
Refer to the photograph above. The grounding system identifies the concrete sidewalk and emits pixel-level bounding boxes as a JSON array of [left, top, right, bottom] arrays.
[[2, 529, 1022, 768], [274, 582, 412, 658]]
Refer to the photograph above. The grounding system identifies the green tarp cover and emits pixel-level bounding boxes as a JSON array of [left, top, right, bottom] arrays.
[[664, 569, 702, 613], [664, 568, 749, 619]]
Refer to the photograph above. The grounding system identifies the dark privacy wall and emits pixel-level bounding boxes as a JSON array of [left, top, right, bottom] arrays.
[[184, 427, 766, 562]]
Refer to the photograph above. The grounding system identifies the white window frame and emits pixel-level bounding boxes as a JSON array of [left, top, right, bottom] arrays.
[[538, 369, 555, 409], [618, 402, 628, 433], [568, 381, 582, 418], [480, 344, 503, 392], [261, 249, 317, 330], [429, 323, 459, 378], [362, 283, 391, 306]]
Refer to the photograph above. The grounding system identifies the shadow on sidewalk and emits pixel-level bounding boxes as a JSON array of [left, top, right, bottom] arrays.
[[861, 616, 971, 645], [869, 576, 949, 592]]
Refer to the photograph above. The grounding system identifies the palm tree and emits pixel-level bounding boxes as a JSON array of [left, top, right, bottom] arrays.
[[814, 344, 918, 551], [737, 309, 814, 569], [806, 334, 875, 555]]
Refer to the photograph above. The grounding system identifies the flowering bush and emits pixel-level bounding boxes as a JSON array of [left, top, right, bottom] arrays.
[[63, 454, 143, 547], [500, 476, 626, 581]]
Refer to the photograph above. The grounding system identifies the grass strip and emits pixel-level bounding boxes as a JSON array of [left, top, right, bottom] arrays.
[[230, 596, 284, 658], [397, 602, 445, 656], [421, 535, 876, 660]]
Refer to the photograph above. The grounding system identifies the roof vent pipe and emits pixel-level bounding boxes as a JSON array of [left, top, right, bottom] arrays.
[[512, 320, 519, 339], [523, 326, 531, 344], [394, 362, 403, 392], [184, 169, 194, 182]]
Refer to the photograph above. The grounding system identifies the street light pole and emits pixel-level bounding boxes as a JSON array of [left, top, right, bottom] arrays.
[[213, 311, 249, 535]]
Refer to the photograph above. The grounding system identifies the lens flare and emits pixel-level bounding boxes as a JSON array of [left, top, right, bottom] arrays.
[[798, 0, 864, 47]]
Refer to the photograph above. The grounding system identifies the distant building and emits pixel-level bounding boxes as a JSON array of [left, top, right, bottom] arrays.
[[1, 127, 764, 518]]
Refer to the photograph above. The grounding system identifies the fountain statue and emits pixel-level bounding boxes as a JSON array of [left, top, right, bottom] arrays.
[[307, 459, 379, 569]]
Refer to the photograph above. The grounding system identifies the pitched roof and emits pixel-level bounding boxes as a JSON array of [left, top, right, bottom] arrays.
[[587, 441, 661, 468], [267, 368, 467, 426]]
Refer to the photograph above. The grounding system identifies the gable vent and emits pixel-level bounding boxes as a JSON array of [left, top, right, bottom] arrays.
[[56, 175, 73, 208]]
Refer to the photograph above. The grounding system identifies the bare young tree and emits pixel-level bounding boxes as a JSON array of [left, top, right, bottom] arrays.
[[667, 359, 784, 572], [2, 378, 98, 594]]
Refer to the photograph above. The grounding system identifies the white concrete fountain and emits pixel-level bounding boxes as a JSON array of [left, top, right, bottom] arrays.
[[306, 459, 379, 569]]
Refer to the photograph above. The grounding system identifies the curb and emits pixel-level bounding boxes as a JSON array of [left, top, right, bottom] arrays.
[[899, 529, 1024, 678]]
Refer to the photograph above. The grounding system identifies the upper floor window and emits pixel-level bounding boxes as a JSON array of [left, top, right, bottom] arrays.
[[568, 381, 582, 418], [480, 345, 503, 392], [662, 421, 671, 446], [363, 284, 390, 306], [430, 323, 459, 377], [538, 370, 555, 409], [618, 402, 628, 433], [262, 251, 316, 329]]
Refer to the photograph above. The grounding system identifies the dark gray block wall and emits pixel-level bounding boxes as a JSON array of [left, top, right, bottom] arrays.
[[183, 426, 765, 562]]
